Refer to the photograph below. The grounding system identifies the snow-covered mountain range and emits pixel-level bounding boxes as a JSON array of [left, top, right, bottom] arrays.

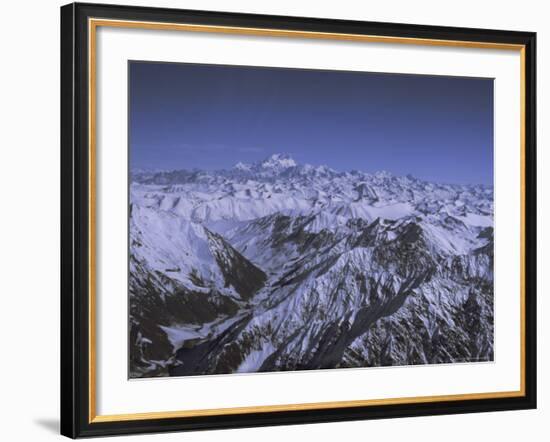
[[129, 154, 494, 378]]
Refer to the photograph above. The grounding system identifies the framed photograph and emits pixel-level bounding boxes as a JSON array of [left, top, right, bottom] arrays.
[[60, 2, 536, 438]]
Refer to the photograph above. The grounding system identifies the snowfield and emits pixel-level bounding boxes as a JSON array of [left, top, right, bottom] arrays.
[[129, 154, 494, 378]]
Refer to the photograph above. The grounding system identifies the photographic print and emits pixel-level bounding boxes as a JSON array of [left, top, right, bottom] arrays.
[[128, 61, 494, 379]]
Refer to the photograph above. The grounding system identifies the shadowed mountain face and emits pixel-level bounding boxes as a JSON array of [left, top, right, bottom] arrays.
[[129, 154, 493, 378]]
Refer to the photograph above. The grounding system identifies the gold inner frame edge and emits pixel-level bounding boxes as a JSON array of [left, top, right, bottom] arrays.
[[88, 18, 527, 423]]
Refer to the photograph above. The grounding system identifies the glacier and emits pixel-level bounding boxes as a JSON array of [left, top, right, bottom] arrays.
[[129, 154, 494, 378]]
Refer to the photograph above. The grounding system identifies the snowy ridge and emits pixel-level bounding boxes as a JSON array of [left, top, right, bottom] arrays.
[[129, 154, 493, 378]]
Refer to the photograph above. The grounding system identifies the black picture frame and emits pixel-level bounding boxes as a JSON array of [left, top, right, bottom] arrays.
[[61, 2, 537, 438]]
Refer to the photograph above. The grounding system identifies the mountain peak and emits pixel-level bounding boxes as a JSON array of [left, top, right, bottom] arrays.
[[234, 161, 252, 171], [374, 170, 394, 179], [260, 153, 297, 169]]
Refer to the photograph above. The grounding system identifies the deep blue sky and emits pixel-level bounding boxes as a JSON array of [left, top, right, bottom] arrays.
[[129, 61, 493, 185]]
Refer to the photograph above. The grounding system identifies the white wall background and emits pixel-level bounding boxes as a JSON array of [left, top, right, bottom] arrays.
[[0, 0, 546, 440]]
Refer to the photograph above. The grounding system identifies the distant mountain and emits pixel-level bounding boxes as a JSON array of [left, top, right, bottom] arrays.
[[129, 154, 493, 378]]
